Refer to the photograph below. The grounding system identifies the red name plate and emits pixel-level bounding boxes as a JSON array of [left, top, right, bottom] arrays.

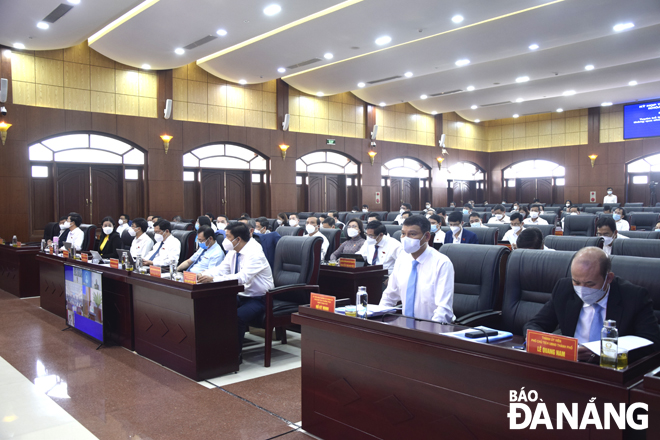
[[15, 242, 21, 248], [81, 253, 88, 263], [310, 292, 336, 313], [526, 330, 578, 362], [48, 247, 53, 254], [183, 271, 197, 285], [0, 239, 4, 245], [62, 250, 70, 259], [338, 257, 356, 268], [109, 258, 119, 269], [150, 266, 161, 277]]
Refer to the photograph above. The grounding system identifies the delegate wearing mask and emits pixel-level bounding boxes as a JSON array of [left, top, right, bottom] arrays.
[[303, 217, 329, 260], [596, 217, 629, 256], [443, 212, 478, 244], [379, 219, 455, 323], [357, 222, 402, 275], [524, 247, 660, 349], [612, 209, 630, 232], [177, 226, 225, 274], [502, 213, 525, 248]]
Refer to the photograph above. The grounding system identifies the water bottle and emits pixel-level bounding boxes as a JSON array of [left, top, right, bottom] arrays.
[[41, 239, 46, 252], [135, 256, 143, 272], [600, 319, 618, 369], [356, 286, 368, 319], [123, 253, 133, 271], [169, 259, 177, 281], [12, 235, 17, 246]]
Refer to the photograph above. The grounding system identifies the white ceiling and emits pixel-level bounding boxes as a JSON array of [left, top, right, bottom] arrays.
[[1, 0, 659, 121]]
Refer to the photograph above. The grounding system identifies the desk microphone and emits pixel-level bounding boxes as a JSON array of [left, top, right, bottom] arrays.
[[380, 313, 493, 343]]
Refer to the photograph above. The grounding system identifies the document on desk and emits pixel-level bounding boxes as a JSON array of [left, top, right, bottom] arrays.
[[445, 326, 513, 344], [581, 335, 653, 355], [335, 304, 398, 317]]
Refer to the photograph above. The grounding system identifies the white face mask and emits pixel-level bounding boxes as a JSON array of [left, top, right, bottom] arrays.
[[366, 237, 377, 246], [276, 219, 283, 225], [223, 237, 237, 252], [565, 203, 570, 207], [289, 219, 298, 227], [573, 273, 609, 305], [305, 224, 317, 235], [450, 226, 461, 234], [154, 233, 164, 243], [217, 222, 227, 230], [470, 222, 482, 228], [59, 223, 67, 230], [347, 228, 359, 238], [607, 190, 613, 195], [103, 227, 113, 235], [530, 211, 539, 219], [602, 235, 614, 246], [128, 228, 137, 237], [402, 236, 423, 254], [426, 205, 431, 209], [118, 219, 124, 225], [495, 214, 503, 220], [362, 209, 368, 212], [512, 225, 522, 233], [425, 214, 431, 219], [400, 208, 405, 214], [148, 221, 154, 228], [63, 221, 71, 229]]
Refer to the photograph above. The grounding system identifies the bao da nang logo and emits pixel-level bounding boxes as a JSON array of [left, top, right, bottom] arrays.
[[508, 388, 648, 430]]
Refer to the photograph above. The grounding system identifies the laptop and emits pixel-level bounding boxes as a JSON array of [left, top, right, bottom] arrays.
[[63, 241, 72, 252], [89, 250, 106, 264], [338, 254, 366, 267]]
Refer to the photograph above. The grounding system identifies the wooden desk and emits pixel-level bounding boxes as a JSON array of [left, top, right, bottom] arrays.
[[631, 366, 660, 434], [293, 307, 660, 439], [0, 244, 41, 298], [318, 264, 388, 304]]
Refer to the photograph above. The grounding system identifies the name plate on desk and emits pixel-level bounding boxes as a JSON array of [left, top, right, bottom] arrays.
[[526, 330, 578, 362], [48, 247, 53, 254], [338, 258, 356, 268], [0, 239, 4, 245], [310, 292, 335, 313], [81, 253, 88, 263], [62, 250, 69, 259], [150, 266, 161, 277], [183, 271, 197, 285], [15, 242, 21, 248], [109, 258, 119, 269]]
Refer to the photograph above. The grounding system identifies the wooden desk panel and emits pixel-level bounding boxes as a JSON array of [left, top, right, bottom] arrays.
[[630, 367, 660, 436], [319, 265, 388, 305], [37, 254, 66, 319], [0, 245, 41, 297]]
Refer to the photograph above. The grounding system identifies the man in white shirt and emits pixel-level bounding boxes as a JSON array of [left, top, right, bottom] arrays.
[[358, 221, 402, 275], [487, 204, 511, 224], [63, 213, 85, 251], [177, 225, 225, 274], [502, 213, 524, 248], [393, 203, 412, 224], [143, 219, 181, 266], [288, 214, 300, 228], [128, 218, 154, 260], [468, 213, 485, 228], [596, 216, 629, 256], [613, 207, 630, 232], [216, 215, 228, 239], [116, 214, 130, 236], [603, 187, 618, 204], [198, 223, 275, 356], [204, 213, 218, 232], [304, 217, 329, 260], [379, 216, 455, 323], [523, 204, 549, 226]]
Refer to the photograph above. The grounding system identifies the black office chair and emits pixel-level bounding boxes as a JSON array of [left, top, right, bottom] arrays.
[[276, 226, 304, 236], [79, 224, 97, 251], [171, 221, 193, 231], [338, 211, 349, 222], [523, 224, 556, 239], [297, 212, 313, 221], [385, 224, 402, 237], [386, 212, 399, 221], [440, 244, 510, 323], [370, 211, 388, 221], [465, 226, 499, 245], [254, 236, 322, 367], [392, 230, 402, 242], [318, 228, 341, 260], [624, 202, 644, 208], [612, 239, 660, 258], [120, 229, 135, 249], [484, 224, 511, 243], [544, 236, 603, 251], [345, 212, 366, 223], [43, 222, 59, 242], [584, 207, 602, 214], [618, 231, 660, 239], [629, 213, 660, 231], [610, 255, 660, 324], [539, 214, 557, 225], [170, 229, 196, 264], [563, 214, 597, 236]]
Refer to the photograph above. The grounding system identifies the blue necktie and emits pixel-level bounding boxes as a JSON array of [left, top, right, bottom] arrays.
[[404, 260, 419, 317], [234, 253, 240, 274], [372, 245, 379, 264], [589, 303, 604, 342], [188, 248, 206, 271], [149, 242, 162, 261]]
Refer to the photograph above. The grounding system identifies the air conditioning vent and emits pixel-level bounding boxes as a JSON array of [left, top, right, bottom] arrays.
[[287, 58, 323, 69], [480, 101, 512, 107], [43, 4, 74, 23], [184, 35, 218, 50], [429, 89, 462, 97], [367, 75, 402, 84]]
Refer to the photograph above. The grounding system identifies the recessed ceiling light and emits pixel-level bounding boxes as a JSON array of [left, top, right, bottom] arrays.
[[516, 76, 529, 83], [375, 36, 392, 45], [516, 98, 524, 103], [513, 114, 519, 118], [563, 90, 576, 96], [431, 111, 438, 115], [585, 64, 594, 71], [404, 71, 413, 78], [263, 4, 281, 16], [141, 64, 151, 69], [2, 50, 11, 58], [452, 15, 464, 23], [556, 108, 564, 113], [379, 102, 386, 107], [323, 52, 333, 60], [420, 94, 428, 99], [466, 85, 475, 91], [37, 22, 49, 30], [316, 92, 324, 97], [357, 82, 365, 88], [13, 43, 25, 49], [474, 119, 480, 123], [68, 0, 80, 4], [238, 79, 247, 85], [471, 105, 478, 109], [613, 22, 634, 32], [601, 102, 613, 107], [629, 80, 637, 86], [216, 29, 227, 36], [277, 67, 286, 73], [528, 44, 539, 50], [455, 59, 470, 67], [174, 48, 185, 55]]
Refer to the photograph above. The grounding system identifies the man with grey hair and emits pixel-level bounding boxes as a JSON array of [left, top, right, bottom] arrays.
[[524, 247, 660, 350]]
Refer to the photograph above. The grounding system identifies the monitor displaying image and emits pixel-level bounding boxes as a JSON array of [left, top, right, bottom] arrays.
[[624, 100, 660, 139], [65, 265, 103, 342]]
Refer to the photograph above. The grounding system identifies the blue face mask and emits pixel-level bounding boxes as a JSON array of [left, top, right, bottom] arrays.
[[613, 214, 621, 221], [195, 223, 200, 230], [198, 239, 208, 250], [431, 224, 438, 233], [463, 209, 469, 215], [656, 229, 660, 232]]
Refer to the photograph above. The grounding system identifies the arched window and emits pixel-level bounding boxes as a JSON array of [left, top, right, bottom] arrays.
[[296, 151, 359, 174], [381, 158, 430, 178], [626, 154, 660, 205], [446, 161, 485, 181], [503, 160, 565, 179], [183, 144, 267, 171], [296, 151, 360, 212], [627, 154, 660, 173]]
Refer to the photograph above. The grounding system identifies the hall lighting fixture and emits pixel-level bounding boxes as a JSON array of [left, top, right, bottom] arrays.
[[368, 149, 377, 165], [0, 122, 11, 145], [436, 156, 445, 169], [174, 48, 185, 55], [516, 76, 529, 83], [474, 119, 480, 123], [556, 108, 563, 112], [585, 64, 594, 70], [516, 98, 524, 103], [160, 135, 172, 154], [357, 82, 365, 88], [528, 44, 539, 50], [324, 52, 333, 60], [601, 102, 613, 106], [141, 64, 151, 69], [513, 114, 519, 118], [316, 92, 324, 97], [471, 105, 478, 109], [404, 72, 413, 78], [452, 15, 464, 23], [216, 29, 228, 36], [13, 43, 25, 49], [455, 59, 470, 67], [629, 80, 637, 86], [379, 102, 386, 107], [589, 154, 598, 168], [277, 67, 286, 73], [2, 50, 11, 58], [68, 0, 81, 4], [375, 36, 392, 45], [279, 144, 289, 160], [613, 22, 634, 32], [420, 94, 428, 99], [563, 90, 576, 96], [263, 4, 282, 16], [88, 0, 160, 45], [466, 85, 475, 91], [431, 111, 437, 115], [37, 22, 49, 30], [238, 79, 247, 85]]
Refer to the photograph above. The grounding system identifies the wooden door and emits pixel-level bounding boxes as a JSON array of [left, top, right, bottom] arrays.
[[201, 170, 224, 218], [56, 165, 90, 222], [225, 171, 249, 219], [403, 179, 414, 207], [308, 175, 324, 212], [518, 179, 537, 203], [327, 175, 341, 211], [91, 166, 121, 226], [390, 178, 402, 209], [452, 181, 470, 206], [537, 179, 552, 204], [627, 174, 649, 205]]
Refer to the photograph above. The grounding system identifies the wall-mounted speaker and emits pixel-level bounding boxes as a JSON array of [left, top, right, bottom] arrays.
[[164, 99, 172, 119], [0, 78, 8, 103], [439, 133, 446, 147], [282, 113, 290, 131], [371, 124, 378, 140]]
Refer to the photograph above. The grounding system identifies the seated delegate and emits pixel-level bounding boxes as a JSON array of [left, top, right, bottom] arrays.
[[63, 213, 84, 252], [330, 218, 366, 260], [96, 216, 123, 259], [444, 211, 478, 244], [357, 220, 402, 275], [177, 225, 225, 274], [128, 217, 154, 260], [143, 219, 181, 266]]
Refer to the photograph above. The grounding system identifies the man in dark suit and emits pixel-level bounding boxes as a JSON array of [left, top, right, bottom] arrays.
[[444, 211, 478, 244], [524, 247, 660, 351], [254, 216, 280, 268]]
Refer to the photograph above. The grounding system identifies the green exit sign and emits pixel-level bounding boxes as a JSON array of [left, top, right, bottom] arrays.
[[326, 139, 336, 145]]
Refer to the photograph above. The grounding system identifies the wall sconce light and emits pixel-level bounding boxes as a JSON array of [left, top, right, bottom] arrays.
[[0, 122, 11, 145], [160, 135, 173, 154], [368, 149, 377, 165], [588, 154, 598, 168], [279, 144, 289, 160], [437, 156, 445, 169]]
